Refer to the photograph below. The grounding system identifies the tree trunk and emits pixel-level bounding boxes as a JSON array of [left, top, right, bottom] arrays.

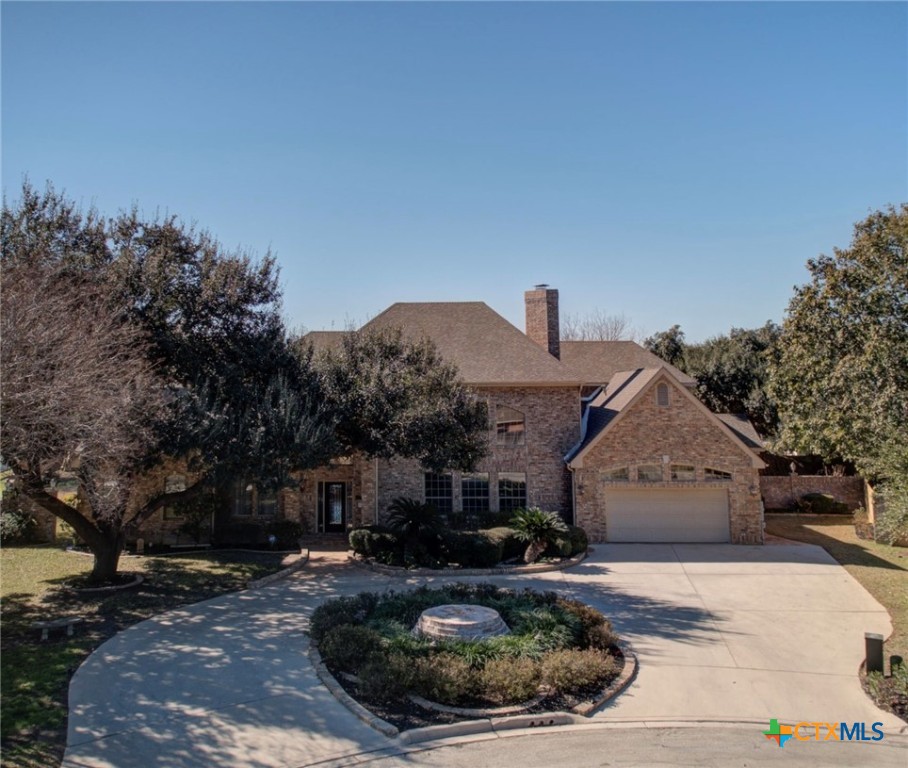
[[89, 532, 124, 584], [523, 538, 548, 564]]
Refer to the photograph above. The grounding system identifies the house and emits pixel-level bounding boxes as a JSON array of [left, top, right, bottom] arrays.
[[280, 285, 766, 544]]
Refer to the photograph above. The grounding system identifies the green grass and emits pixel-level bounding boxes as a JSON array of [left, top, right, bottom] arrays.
[[0, 545, 295, 768], [764, 514, 908, 720]]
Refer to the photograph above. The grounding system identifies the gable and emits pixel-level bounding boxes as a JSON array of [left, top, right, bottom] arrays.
[[567, 368, 764, 470]]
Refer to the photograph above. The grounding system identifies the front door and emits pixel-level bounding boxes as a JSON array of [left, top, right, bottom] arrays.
[[325, 482, 347, 533]]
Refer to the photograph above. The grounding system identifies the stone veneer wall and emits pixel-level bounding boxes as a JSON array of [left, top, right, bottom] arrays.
[[572, 376, 763, 544], [760, 475, 865, 512], [374, 386, 580, 523]]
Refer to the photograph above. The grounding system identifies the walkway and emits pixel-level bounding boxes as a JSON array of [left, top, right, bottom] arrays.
[[62, 544, 907, 767]]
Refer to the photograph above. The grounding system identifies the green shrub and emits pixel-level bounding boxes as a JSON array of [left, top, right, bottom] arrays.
[[0, 491, 40, 544], [874, 481, 908, 545], [567, 525, 589, 555], [309, 593, 378, 643], [348, 526, 400, 559], [265, 518, 308, 549], [358, 653, 413, 703], [478, 656, 541, 705], [409, 652, 478, 705], [481, 527, 524, 561], [540, 649, 618, 693], [509, 507, 569, 562], [319, 625, 383, 674], [545, 534, 573, 558], [441, 530, 503, 568], [555, 597, 617, 649]]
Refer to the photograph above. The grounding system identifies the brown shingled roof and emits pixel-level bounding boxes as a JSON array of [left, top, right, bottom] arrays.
[[301, 331, 346, 355], [560, 341, 695, 387], [359, 302, 582, 386]]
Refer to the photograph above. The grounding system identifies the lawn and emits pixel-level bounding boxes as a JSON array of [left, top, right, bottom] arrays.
[[764, 513, 908, 719], [0, 546, 297, 768]]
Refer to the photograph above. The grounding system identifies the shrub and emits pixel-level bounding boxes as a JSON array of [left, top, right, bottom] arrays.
[[567, 525, 589, 555], [216, 522, 264, 548], [540, 649, 618, 693], [441, 530, 503, 568], [319, 625, 383, 674], [478, 656, 541, 705], [409, 652, 478, 705], [874, 481, 908, 545], [0, 491, 40, 544], [482, 527, 524, 561], [348, 526, 400, 559], [309, 593, 378, 643], [555, 597, 617, 649], [358, 653, 413, 703], [265, 519, 308, 549], [545, 534, 573, 558]]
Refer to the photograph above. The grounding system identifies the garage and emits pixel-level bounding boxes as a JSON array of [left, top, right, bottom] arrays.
[[604, 487, 730, 543]]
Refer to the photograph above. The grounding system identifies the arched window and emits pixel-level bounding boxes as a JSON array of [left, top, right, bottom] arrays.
[[656, 383, 670, 407], [496, 406, 525, 446]]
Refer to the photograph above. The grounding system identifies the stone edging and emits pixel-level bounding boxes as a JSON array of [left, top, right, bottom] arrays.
[[308, 643, 400, 737], [407, 692, 547, 717], [245, 551, 310, 589], [571, 642, 638, 716], [309, 639, 638, 745], [349, 549, 588, 577], [70, 573, 144, 596]]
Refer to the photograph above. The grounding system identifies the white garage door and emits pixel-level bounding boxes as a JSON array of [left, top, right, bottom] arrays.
[[604, 487, 730, 543]]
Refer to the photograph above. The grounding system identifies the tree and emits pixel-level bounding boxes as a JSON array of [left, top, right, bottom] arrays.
[[684, 323, 781, 437], [561, 310, 639, 341], [1, 183, 337, 581], [769, 204, 907, 470], [645, 322, 781, 437], [644, 324, 686, 367], [313, 328, 489, 472]]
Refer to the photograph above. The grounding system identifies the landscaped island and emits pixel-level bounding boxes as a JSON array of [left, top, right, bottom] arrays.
[[309, 584, 624, 730]]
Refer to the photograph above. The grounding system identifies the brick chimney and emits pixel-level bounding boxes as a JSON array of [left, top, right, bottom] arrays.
[[525, 284, 560, 359]]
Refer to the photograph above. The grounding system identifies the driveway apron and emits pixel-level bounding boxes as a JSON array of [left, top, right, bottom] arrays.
[[62, 544, 906, 767]]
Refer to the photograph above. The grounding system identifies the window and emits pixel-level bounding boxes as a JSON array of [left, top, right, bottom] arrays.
[[637, 464, 663, 482], [656, 383, 670, 407], [425, 473, 453, 515], [496, 406, 526, 447], [603, 467, 629, 482], [232, 481, 255, 517], [461, 473, 490, 513], [498, 472, 527, 512], [705, 467, 733, 481], [231, 480, 278, 517], [163, 474, 187, 520], [671, 464, 696, 481]]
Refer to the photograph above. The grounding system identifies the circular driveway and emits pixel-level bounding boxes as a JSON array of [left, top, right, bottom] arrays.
[[62, 543, 907, 768]]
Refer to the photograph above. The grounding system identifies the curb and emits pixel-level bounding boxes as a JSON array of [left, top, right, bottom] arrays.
[[245, 550, 310, 589], [308, 644, 400, 738], [572, 642, 638, 716], [349, 549, 588, 577]]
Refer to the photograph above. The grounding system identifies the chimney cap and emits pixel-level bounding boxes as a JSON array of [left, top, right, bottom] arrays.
[[533, 283, 550, 290]]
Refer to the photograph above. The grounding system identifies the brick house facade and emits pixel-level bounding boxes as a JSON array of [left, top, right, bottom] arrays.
[[131, 285, 765, 546]]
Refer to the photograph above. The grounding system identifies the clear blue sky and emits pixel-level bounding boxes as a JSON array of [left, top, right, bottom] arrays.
[[3, 1, 906, 342]]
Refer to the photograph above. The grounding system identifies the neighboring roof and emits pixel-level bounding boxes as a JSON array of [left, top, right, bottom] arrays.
[[357, 302, 584, 386], [565, 366, 765, 468], [301, 331, 346, 355], [716, 414, 764, 450], [559, 341, 695, 387]]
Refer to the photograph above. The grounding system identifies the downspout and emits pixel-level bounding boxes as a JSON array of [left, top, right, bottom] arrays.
[[374, 459, 379, 525]]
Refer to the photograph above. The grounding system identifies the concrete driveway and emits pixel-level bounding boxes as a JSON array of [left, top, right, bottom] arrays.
[[62, 543, 906, 768]]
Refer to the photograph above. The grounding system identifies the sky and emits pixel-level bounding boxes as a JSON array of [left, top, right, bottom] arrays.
[[3, 1, 906, 343]]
